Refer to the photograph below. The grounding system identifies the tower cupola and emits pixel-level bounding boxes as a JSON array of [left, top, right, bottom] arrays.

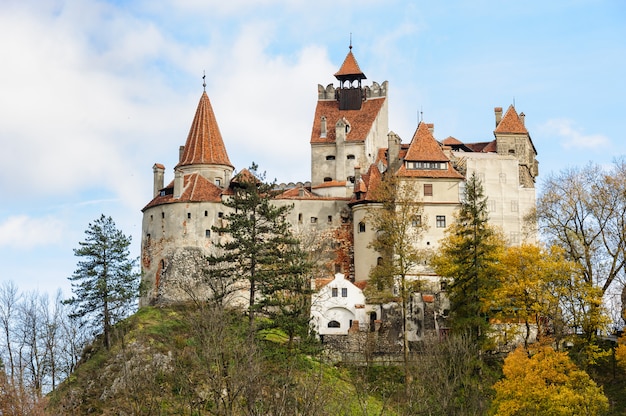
[[334, 45, 367, 110]]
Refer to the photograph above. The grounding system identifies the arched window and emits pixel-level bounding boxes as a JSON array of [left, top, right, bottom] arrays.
[[358, 221, 366, 233], [327, 320, 341, 328], [324, 177, 332, 182], [347, 154, 355, 160]]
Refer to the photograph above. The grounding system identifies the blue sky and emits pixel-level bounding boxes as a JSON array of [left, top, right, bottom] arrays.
[[1, 0, 625, 298]]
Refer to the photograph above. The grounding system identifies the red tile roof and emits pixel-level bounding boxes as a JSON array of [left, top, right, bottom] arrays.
[[404, 122, 450, 162], [494, 105, 528, 134], [176, 92, 233, 169], [310, 97, 386, 144], [442, 136, 463, 146], [396, 122, 464, 179], [334, 48, 366, 80], [142, 173, 223, 211]]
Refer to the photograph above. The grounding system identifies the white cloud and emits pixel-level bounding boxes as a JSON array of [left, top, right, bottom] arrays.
[[541, 118, 610, 150], [0, 215, 64, 249]]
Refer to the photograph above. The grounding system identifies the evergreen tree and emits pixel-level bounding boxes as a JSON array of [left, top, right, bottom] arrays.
[[208, 164, 311, 332], [431, 173, 504, 346], [64, 215, 140, 349]]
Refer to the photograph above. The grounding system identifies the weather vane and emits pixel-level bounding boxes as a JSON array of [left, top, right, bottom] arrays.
[[202, 70, 206, 92]]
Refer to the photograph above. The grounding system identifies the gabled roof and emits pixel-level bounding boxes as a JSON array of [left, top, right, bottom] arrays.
[[404, 122, 449, 162], [334, 48, 366, 80], [142, 173, 223, 211], [310, 97, 386, 144], [396, 122, 463, 179], [176, 91, 233, 169], [494, 105, 528, 134]]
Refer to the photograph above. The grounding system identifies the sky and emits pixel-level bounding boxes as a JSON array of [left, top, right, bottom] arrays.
[[0, 0, 625, 298]]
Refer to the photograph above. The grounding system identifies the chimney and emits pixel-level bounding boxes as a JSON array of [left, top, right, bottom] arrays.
[[298, 185, 305, 197], [519, 112, 525, 126], [179, 145, 185, 162], [495, 107, 503, 127], [173, 169, 183, 199], [427, 123, 434, 135], [354, 166, 361, 185], [320, 116, 327, 138], [152, 163, 165, 197]]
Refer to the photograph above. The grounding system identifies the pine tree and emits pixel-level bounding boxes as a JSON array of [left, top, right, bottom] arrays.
[[208, 164, 311, 332], [431, 173, 504, 346], [64, 215, 140, 349]]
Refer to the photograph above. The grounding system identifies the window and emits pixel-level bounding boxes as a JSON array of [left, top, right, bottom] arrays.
[[204, 210, 208, 217], [424, 184, 433, 196], [205, 229, 211, 238], [150, 215, 153, 221], [347, 176, 355, 183], [511, 200, 519, 212], [328, 320, 340, 328], [331, 288, 338, 297], [412, 215, 422, 227], [187, 213, 191, 219], [298, 213, 303, 223], [509, 232, 520, 244], [499, 173, 506, 184], [326, 155, 335, 160], [436, 215, 446, 228], [162, 212, 165, 219], [341, 288, 348, 297], [218, 212, 224, 218], [215, 178, 221, 186], [347, 154, 355, 160], [358, 221, 366, 233], [323, 177, 332, 182], [488, 200, 496, 212], [311, 217, 318, 223], [327, 215, 333, 223]]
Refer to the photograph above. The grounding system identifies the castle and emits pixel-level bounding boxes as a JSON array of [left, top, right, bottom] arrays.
[[140, 46, 538, 338]]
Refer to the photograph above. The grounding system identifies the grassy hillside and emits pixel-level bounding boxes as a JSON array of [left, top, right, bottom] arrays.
[[45, 304, 626, 415], [46, 304, 396, 415]]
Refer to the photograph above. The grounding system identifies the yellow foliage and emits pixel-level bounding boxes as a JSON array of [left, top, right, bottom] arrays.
[[491, 345, 608, 416], [616, 335, 626, 370]]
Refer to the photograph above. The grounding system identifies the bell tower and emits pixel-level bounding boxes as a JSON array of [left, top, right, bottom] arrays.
[[334, 44, 367, 110]]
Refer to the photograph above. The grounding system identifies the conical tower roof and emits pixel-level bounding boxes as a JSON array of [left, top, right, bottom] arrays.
[[334, 47, 366, 81], [176, 91, 233, 169]]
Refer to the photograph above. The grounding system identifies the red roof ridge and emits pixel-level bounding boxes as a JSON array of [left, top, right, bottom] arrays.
[[176, 91, 233, 169]]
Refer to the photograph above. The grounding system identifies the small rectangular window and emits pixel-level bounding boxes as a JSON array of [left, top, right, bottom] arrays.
[[311, 217, 318, 223], [205, 230, 211, 238], [187, 213, 191, 219], [218, 212, 224, 218], [215, 178, 221, 186], [488, 200, 496, 212], [424, 184, 433, 196], [341, 288, 348, 297], [298, 213, 303, 223], [436, 215, 446, 228], [412, 215, 422, 227], [328, 215, 333, 223], [358, 222, 366, 233], [331, 288, 338, 297], [511, 200, 519, 212]]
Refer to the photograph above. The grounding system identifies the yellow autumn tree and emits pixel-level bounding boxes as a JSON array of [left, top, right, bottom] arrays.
[[491, 345, 608, 416], [617, 335, 626, 370]]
